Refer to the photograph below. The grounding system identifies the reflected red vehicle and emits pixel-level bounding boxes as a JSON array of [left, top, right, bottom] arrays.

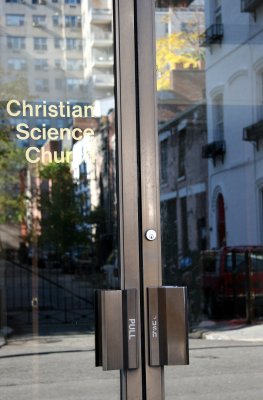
[[200, 246, 263, 318]]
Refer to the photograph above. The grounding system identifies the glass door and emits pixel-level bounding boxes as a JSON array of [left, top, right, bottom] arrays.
[[154, 1, 263, 399], [0, 1, 142, 399]]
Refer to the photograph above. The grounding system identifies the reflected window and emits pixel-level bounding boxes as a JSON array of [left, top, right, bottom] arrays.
[[217, 193, 226, 247], [225, 252, 246, 272], [65, 0, 80, 4], [180, 196, 188, 254], [65, 15, 81, 28], [213, 93, 224, 141], [53, 15, 61, 27], [34, 37, 48, 51], [34, 58, 48, 71], [7, 36, 25, 50], [66, 78, 84, 91], [66, 38, 82, 50], [214, 0, 222, 24], [54, 59, 63, 69], [178, 129, 186, 178], [160, 139, 168, 184], [32, 15, 46, 27], [6, 14, 25, 26], [55, 78, 64, 90], [8, 58, 27, 70], [54, 37, 64, 49], [35, 78, 49, 92], [66, 59, 83, 71], [32, 0, 47, 4]]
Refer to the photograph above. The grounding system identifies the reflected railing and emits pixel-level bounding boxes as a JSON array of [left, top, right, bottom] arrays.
[[92, 54, 114, 64], [92, 74, 114, 85], [241, 0, 263, 12], [89, 8, 112, 22], [155, 1, 194, 8], [199, 23, 224, 47], [91, 32, 113, 41]]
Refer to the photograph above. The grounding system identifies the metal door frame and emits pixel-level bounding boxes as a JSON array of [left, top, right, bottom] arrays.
[[114, 1, 163, 399]]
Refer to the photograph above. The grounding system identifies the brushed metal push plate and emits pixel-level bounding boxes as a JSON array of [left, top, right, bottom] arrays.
[[95, 289, 138, 371], [147, 287, 189, 366], [101, 290, 124, 371]]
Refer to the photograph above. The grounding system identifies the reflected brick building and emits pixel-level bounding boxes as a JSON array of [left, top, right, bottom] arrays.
[[159, 102, 208, 276]]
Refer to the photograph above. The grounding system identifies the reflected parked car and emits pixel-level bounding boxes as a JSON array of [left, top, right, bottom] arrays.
[[201, 246, 263, 318]]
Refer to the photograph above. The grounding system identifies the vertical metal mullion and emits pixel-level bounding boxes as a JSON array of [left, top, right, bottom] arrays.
[[135, 0, 165, 399], [114, 0, 143, 399]]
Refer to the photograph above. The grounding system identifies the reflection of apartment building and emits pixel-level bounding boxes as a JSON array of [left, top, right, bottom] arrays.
[[0, 0, 114, 103], [159, 103, 208, 269], [202, 0, 263, 247], [82, 0, 114, 101], [155, 0, 203, 40], [0, 0, 86, 102]]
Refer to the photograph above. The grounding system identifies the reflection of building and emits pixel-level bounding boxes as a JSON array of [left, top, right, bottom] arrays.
[[0, 0, 85, 101], [202, 0, 263, 247], [157, 1, 207, 274], [158, 65, 205, 125], [0, 0, 114, 102], [155, 1, 205, 125], [155, 1, 203, 40], [159, 103, 208, 270], [71, 111, 117, 261], [82, 0, 114, 100], [71, 117, 100, 214]]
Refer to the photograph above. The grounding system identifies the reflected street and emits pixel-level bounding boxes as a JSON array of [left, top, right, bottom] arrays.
[[0, 337, 263, 400]]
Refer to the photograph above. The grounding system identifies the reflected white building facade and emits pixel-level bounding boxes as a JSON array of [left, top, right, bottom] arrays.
[[203, 0, 263, 247]]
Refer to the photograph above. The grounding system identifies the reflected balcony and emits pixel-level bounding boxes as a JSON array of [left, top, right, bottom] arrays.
[[199, 24, 224, 47], [156, 1, 194, 7], [91, 32, 113, 47], [92, 74, 114, 88], [92, 54, 114, 67], [202, 140, 226, 164], [243, 119, 263, 148], [89, 8, 112, 24], [32, 22, 46, 29], [241, 0, 263, 12]]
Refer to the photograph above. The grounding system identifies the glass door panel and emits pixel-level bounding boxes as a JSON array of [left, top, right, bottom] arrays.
[[154, 0, 263, 398], [0, 1, 119, 398]]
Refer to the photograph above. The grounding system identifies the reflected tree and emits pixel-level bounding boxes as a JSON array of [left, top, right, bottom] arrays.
[[39, 162, 91, 256], [0, 69, 28, 223], [156, 11, 204, 90]]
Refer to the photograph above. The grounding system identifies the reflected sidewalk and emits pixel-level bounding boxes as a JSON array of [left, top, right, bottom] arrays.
[[1, 318, 263, 349], [190, 319, 263, 342]]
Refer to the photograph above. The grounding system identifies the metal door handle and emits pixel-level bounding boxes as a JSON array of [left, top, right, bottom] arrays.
[[147, 286, 189, 366], [95, 289, 138, 371]]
